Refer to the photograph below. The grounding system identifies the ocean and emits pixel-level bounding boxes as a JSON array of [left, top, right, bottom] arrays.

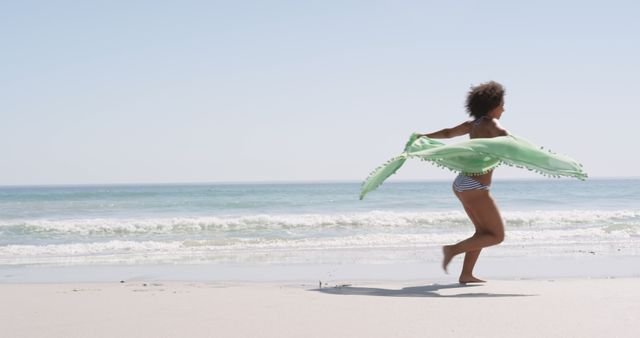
[[1, 179, 638, 270]]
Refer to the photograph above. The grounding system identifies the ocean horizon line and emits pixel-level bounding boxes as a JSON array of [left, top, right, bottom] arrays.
[[1, 176, 639, 189]]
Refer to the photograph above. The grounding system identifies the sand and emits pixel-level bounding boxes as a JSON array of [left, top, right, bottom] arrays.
[[1, 277, 639, 338]]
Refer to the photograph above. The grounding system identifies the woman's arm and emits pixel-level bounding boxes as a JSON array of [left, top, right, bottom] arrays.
[[419, 121, 472, 139]]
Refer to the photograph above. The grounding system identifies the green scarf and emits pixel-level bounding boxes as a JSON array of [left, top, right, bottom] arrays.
[[360, 133, 587, 199]]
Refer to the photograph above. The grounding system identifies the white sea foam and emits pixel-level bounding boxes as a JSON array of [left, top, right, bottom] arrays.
[[1, 209, 638, 266], [1, 226, 638, 265], [1, 210, 638, 236]]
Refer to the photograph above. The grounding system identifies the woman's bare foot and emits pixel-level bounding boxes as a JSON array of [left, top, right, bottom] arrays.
[[442, 245, 454, 273], [459, 275, 486, 284]]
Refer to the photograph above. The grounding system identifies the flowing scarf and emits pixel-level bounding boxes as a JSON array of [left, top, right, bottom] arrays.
[[360, 133, 587, 199]]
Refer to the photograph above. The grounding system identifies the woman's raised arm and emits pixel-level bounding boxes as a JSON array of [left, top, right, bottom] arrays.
[[419, 121, 472, 139]]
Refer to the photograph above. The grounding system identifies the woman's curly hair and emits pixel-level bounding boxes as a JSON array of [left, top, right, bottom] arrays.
[[465, 81, 505, 118]]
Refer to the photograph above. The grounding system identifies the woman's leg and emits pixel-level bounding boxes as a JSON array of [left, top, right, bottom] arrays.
[[459, 204, 485, 283], [443, 190, 505, 275], [460, 250, 484, 283]]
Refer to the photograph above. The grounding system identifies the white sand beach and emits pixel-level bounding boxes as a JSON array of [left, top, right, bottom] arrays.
[[2, 277, 639, 338], [4, 0, 639, 336]]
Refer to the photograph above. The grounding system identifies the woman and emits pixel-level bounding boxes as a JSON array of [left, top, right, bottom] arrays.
[[420, 81, 508, 284]]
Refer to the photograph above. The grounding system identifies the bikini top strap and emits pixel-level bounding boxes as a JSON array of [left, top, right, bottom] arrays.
[[471, 116, 493, 133], [473, 115, 489, 126]]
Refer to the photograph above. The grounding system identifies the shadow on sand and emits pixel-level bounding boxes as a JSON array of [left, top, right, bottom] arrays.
[[311, 283, 535, 298]]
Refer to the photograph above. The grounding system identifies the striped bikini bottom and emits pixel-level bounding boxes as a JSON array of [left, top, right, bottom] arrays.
[[453, 173, 490, 192]]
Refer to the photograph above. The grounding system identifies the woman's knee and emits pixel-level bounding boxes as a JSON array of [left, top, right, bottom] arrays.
[[476, 229, 504, 245]]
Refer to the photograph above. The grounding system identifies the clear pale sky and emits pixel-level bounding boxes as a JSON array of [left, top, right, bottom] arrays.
[[1, 0, 638, 185]]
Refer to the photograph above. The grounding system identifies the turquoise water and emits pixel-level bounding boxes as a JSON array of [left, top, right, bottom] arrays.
[[0, 179, 638, 266]]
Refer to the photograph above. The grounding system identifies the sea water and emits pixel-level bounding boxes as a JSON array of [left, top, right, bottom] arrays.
[[1, 179, 638, 270]]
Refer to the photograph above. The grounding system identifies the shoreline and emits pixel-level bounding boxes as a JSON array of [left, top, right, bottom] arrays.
[[4, 249, 639, 338], [3, 255, 639, 284]]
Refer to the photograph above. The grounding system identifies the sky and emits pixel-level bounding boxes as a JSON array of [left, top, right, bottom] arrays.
[[1, 0, 639, 185]]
